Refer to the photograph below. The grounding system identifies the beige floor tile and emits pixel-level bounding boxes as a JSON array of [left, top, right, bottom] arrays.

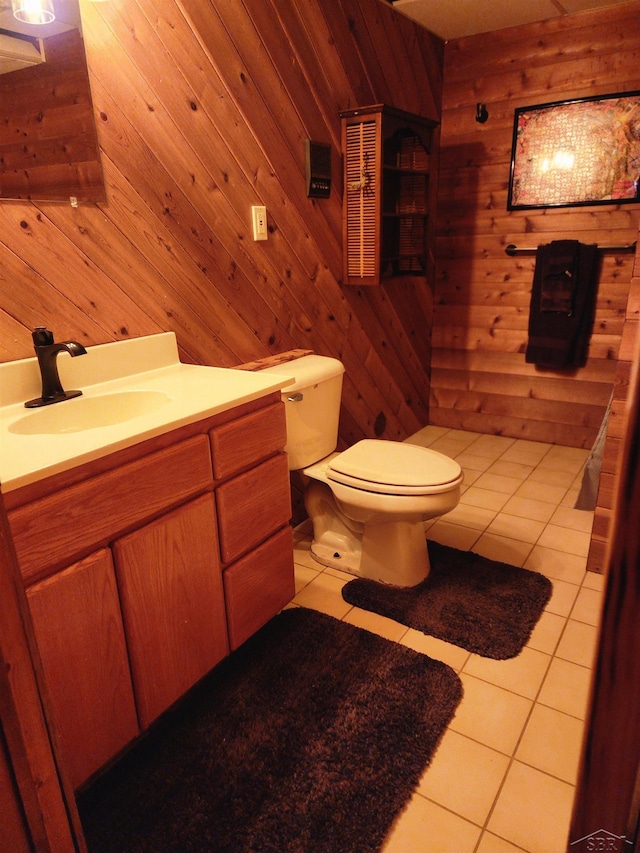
[[418, 730, 510, 825], [582, 570, 605, 591], [527, 610, 566, 655], [524, 545, 587, 585], [487, 761, 575, 852], [460, 467, 483, 486], [460, 486, 510, 512], [443, 502, 497, 531], [467, 434, 516, 458], [381, 792, 481, 853], [539, 445, 589, 471], [501, 495, 556, 523], [537, 524, 591, 558], [549, 505, 594, 534], [456, 452, 496, 472], [476, 832, 527, 853], [292, 539, 318, 570], [556, 620, 598, 668], [487, 460, 535, 480], [293, 563, 320, 594], [343, 607, 408, 642], [471, 532, 534, 567], [538, 658, 592, 719], [427, 521, 481, 551], [528, 467, 578, 489], [450, 674, 532, 755], [400, 629, 471, 671], [430, 437, 480, 458], [474, 471, 523, 495], [486, 513, 546, 544], [502, 439, 552, 463], [405, 425, 450, 446], [516, 703, 584, 783], [570, 586, 603, 626], [515, 479, 568, 505], [292, 572, 352, 620], [463, 647, 551, 700], [543, 578, 581, 618]]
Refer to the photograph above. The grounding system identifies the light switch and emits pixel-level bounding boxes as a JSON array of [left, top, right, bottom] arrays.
[[251, 205, 268, 241]]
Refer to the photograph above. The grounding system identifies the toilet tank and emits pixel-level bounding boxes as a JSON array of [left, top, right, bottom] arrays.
[[260, 355, 345, 470]]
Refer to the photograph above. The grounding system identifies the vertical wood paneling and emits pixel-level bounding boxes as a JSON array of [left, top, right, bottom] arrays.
[[433, 3, 640, 449], [0, 0, 442, 464]]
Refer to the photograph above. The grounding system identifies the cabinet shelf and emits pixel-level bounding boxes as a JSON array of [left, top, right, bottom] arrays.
[[340, 103, 438, 286]]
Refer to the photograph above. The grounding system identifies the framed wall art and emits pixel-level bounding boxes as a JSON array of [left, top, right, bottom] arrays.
[[507, 91, 640, 210]]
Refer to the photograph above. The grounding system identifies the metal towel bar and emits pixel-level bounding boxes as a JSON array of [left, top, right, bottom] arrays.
[[505, 241, 637, 256]]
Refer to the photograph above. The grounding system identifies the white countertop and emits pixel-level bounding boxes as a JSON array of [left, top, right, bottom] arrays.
[[0, 333, 292, 492]]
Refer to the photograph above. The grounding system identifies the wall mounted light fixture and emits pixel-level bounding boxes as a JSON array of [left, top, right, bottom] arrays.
[[476, 103, 489, 124], [12, 0, 55, 25]]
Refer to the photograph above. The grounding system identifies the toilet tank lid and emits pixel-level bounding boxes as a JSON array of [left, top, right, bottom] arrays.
[[260, 355, 345, 390]]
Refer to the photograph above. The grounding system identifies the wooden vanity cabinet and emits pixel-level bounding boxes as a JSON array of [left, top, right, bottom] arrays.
[[7, 393, 295, 787], [26, 549, 138, 790]]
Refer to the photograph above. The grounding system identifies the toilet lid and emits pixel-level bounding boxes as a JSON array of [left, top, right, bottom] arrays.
[[327, 440, 463, 495]]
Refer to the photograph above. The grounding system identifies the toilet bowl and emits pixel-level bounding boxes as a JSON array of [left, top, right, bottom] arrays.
[[260, 355, 463, 587]]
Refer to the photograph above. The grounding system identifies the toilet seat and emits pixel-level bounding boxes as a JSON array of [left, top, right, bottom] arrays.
[[326, 439, 463, 496]]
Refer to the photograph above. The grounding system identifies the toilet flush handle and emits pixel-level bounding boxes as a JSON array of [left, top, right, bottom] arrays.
[[287, 392, 304, 402]]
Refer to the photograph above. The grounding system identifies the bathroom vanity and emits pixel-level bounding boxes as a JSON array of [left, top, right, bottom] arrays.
[[0, 334, 295, 789]]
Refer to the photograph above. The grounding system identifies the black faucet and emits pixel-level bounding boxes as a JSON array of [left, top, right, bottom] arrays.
[[25, 327, 87, 408]]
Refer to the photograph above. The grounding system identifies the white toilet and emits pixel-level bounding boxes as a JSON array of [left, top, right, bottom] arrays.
[[262, 355, 463, 587]]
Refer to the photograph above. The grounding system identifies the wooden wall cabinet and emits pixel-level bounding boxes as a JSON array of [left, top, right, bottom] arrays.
[[340, 104, 438, 286], [7, 395, 294, 787]]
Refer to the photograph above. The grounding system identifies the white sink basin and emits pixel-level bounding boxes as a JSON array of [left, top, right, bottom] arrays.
[[10, 390, 171, 435]]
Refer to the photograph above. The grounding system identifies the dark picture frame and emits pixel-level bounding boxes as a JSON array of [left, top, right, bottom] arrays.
[[507, 91, 640, 210]]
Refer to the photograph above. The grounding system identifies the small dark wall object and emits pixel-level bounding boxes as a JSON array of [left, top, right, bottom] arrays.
[[305, 139, 332, 198], [476, 103, 489, 123]]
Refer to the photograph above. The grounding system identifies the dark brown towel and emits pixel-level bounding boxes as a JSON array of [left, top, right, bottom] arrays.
[[526, 240, 599, 369]]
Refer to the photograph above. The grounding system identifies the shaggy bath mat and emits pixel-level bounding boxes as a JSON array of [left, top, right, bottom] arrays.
[[342, 540, 553, 659], [77, 607, 462, 853]]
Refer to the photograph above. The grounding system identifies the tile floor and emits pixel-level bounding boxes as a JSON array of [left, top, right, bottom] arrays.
[[290, 426, 605, 853]]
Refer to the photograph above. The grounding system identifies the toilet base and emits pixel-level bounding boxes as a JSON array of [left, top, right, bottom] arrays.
[[305, 480, 432, 587]]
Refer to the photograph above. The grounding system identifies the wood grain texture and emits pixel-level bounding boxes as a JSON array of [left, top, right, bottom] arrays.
[[112, 494, 228, 729], [9, 435, 213, 583], [0, 0, 442, 458], [26, 550, 139, 789], [434, 2, 640, 449]]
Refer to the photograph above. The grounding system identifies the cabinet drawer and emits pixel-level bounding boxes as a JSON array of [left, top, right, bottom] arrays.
[[216, 453, 291, 564], [224, 526, 294, 650], [210, 402, 286, 480], [9, 435, 212, 583]]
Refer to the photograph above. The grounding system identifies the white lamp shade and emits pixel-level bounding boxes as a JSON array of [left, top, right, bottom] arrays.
[[12, 0, 55, 25]]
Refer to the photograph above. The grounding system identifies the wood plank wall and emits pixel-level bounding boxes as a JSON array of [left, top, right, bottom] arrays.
[[0, 28, 104, 203], [433, 3, 640, 450], [0, 0, 443, 472]]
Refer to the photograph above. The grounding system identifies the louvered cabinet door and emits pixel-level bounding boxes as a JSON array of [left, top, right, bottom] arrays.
[[340, 104, 438, 287], [341, 109, 382, 285]]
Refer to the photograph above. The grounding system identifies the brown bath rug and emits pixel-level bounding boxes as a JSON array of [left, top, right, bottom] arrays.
[[77, 607, 462, 853], [342, 540, 553, 659]]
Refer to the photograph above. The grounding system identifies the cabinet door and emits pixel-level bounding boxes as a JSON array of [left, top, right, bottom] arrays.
[[26, 549, 138, 789], [113, 494, 228, 729]]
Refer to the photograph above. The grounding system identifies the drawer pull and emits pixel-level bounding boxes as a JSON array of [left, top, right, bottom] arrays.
[[287, 392, 303, 402]]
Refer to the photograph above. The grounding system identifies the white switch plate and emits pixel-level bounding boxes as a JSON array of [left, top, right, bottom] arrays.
[[251, 205, 268, 241]]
